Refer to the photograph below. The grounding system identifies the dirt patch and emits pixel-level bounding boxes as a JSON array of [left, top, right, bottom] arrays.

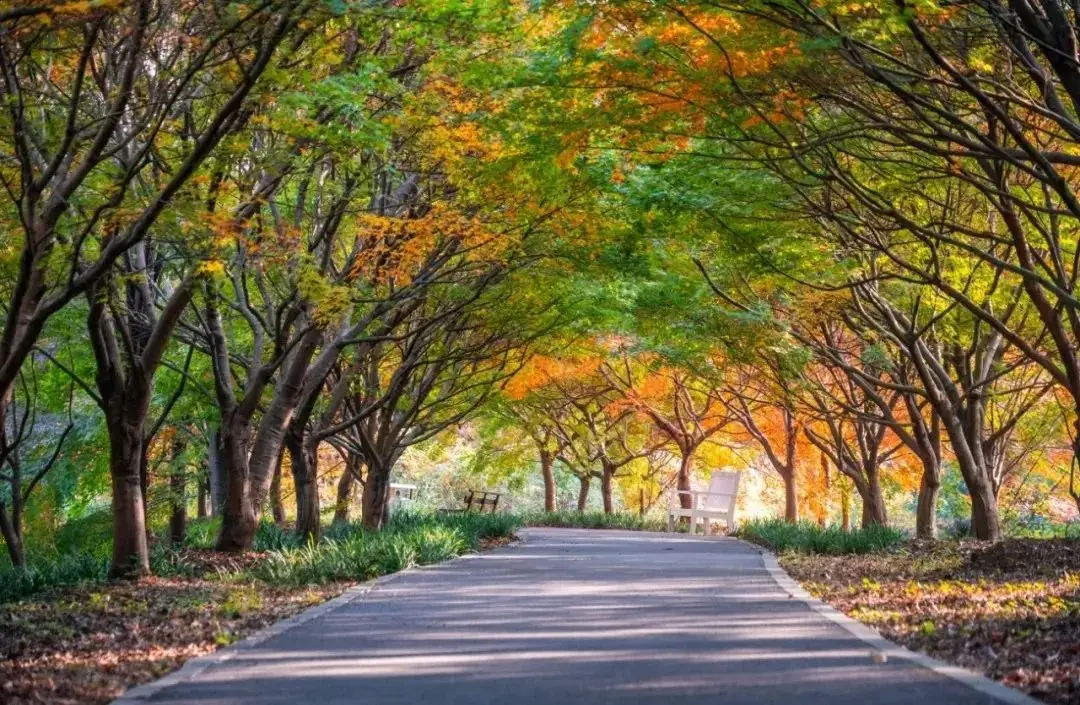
[[779, 539, 1080, 705]]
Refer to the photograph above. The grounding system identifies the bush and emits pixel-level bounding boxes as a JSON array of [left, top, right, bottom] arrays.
[[250, 511, 519, 586], [943, 517, 972, 540], [0, 511, 520, 602], [254, 520, 303, 551], [430, 511, 521, 542], [519, 510, 672, 532], [183, 517, 221, 549], [0, 552, 108, 603], [413, 525, 467, 563], [736, 518, 906, 555]]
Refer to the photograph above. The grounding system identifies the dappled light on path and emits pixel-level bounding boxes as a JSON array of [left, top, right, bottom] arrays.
[[144, 530, 1007, 704]]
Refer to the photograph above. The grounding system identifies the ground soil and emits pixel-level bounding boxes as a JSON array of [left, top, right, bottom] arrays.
[[780, 539, 1080, 705]]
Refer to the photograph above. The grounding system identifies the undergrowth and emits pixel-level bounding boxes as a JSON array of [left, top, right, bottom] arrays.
[[0, 512, 520, 602], [736, 518, 906, 555], [519, 510, 673, 532], [253, 512, 519, 585]]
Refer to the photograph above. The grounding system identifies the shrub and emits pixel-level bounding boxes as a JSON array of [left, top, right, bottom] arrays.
[[249, 511, 519, 586], [0, 552, 108, 602], [412, 526, 467, 563], [736, 518, 906, 555], [183, 517, 221, 549], [182, 516, 303, 552], [254, 520, 302, 551], [1, 511, 520, 601], [436, 511, 521, 542], [371, 536, 419, 574]]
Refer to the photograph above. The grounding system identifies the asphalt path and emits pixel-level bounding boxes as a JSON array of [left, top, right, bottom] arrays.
[[134, 528, 1018, 704]]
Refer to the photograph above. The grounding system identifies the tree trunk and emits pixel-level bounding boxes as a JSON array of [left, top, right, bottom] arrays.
[[168, 456, 186, 547], [817, 451, 829, 527], [197, 471, 209, 519], [677, 453, 693, 510], [215, 418, 256, 552], [540, 450, 555, 512], [576, 475, 590, 511], [859, 471, 888, 528], [783, 468, 798, 523], [859, 496, 882, 528], [362, 462, 391, 530], [269, 451, 285, 526], [924, 382, 1001, 541], [0, 504, 25, 568], [600, 462, 614, 514], [295, 474, 320, 542], [287, 434, 320, 543], [915, 470, 940, 539], [246, 329, 322, 513], [840, 488, 850, 530], [333, 455, 360, 524], [208, 428, 227, 517], [139, 448, 151, 533], [969, 479, 1002, 542], [109, 421, 150, 578]]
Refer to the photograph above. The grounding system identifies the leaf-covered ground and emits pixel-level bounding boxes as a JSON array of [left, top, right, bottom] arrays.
[[780, 539, 1080, 705], [0, 549, 348, 705], [0, 533, 517, 705]]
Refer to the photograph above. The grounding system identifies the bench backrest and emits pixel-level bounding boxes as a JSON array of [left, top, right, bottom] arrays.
[[701, 471, 741, 511], [464, 489, 501, 513]]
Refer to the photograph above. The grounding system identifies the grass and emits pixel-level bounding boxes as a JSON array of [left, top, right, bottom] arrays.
[[253, 512, 520, 585], [0, 512, 911, 602], [1, 508, 684, 600], [0, 552, 109, 602], [736, 518, 906, 555], [0, 511, 520, 602], [519, 510, 674, 532]]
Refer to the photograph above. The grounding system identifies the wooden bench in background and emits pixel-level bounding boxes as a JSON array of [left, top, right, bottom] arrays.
[[441, 489, 501, 514], [463, 489, 500, 513]]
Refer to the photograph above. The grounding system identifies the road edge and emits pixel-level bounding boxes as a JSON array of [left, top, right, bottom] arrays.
[[110, 534, 527, 704], [753, 544, 1043, 705]]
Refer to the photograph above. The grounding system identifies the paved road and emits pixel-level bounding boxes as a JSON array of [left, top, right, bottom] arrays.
[[138, 529, 1015, 704]]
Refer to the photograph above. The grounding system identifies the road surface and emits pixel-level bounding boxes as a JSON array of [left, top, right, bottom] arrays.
[[130, 528, 1021, 704]]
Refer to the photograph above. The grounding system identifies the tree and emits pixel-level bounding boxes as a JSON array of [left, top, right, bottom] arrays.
[[499, 374, 573, 512], [334, 282, 532, 530], [0, 368, 74, 567], [603, 357, 734, 512], [801, 361, 903, 528], [549, 381, 660, 514], [722, 358, 805, 523], [0, 0, 315, 573]]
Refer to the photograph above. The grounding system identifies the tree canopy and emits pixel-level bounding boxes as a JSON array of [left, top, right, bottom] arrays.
[[3, 0, 1080, 582]]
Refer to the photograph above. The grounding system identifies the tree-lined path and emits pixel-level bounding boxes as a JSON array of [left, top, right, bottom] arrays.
[[128, 529, 1011, 705]]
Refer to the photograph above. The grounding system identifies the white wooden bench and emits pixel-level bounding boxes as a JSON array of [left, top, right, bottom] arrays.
[[668, 471, 741, 535]]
